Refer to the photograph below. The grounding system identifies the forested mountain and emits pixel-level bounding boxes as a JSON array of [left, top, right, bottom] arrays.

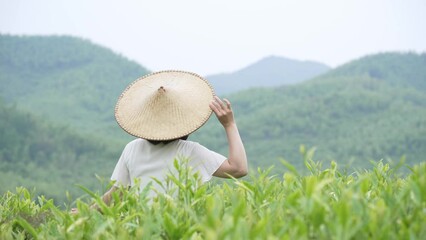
[[0, 35, 148, 201], [0, 99, 119, 202], [206, 56, 330, 95], [1, 35, 425, 202], [0, 34, 148, 142], [320, 52, 426, 91], [192, 52, 426, 170]]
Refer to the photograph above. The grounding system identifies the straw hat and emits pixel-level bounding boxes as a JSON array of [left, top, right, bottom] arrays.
[[115, 70, 214, 140]]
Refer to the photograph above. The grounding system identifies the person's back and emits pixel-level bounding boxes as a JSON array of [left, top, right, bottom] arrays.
[[111, 138, 226, 195]]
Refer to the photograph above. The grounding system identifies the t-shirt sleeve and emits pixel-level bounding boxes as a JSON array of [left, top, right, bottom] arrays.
[[188, 143, 227, 183], [110, 145, 131, 187]]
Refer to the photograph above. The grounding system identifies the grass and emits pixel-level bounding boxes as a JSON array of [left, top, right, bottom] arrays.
[[1, 152, 425, 239]]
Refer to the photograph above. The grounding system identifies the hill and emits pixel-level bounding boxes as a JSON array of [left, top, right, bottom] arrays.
[[0, 34, 148, 142], [0, 99, 119, 202], [1, 35, 425, 202], [192, 52, 426, 170], [206, 56, 330, 95]]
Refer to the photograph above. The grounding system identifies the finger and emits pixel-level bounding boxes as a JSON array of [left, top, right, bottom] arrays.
[[211, 102, 226, 118], [211, 99, 224, 111], [214, 96, 224, 107], [211, 99, 219, 107], [215, 96, 230, 110], [209, 101, 215, 110], [209, 102, 220, 114], [223, 98, 231, 109]]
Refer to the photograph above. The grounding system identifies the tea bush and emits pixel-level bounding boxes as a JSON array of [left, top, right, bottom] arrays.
[[1, 157, 425, 239]]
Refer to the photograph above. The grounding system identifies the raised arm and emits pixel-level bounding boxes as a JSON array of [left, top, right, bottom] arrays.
[[210, 96, 248, 178]]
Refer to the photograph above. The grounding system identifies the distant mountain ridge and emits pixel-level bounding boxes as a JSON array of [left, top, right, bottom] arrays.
[[1, 35, 425, 202], [206, 56, 330, 95], [0, 35, 331, 140], [193, 52, 426, 169]]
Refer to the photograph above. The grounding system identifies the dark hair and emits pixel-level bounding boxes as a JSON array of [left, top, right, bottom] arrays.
[[147, 135, 189, 145]]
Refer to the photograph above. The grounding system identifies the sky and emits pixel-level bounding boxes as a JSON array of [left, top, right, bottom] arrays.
[[1, 0, 425, 75]]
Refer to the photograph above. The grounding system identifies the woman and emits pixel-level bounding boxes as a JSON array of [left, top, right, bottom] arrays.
[[72, 70, 248, 212]]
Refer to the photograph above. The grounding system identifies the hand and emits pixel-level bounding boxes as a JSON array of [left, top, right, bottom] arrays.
[[210, 96, 235, 128]]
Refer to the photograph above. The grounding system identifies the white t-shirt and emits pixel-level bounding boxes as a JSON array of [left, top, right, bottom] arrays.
[[111, 138, 226, 193]]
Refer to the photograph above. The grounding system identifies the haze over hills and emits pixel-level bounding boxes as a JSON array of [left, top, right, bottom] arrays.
[[193, 52, 426, 170], [319, 52, 426, 91], [206, 56, 330, 95], [0, 35, 330, 141], [0, 34, 149, 142], [0, 99, 117, 202], [1, 35, 425, 202]]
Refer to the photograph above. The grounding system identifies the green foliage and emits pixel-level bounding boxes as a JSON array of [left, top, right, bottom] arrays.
[[1, 34, 147, 203], [192, 53, 426, 170], [1, 35, 426, 209], [1, 159, 425, 239], [0, 100, 118, 203], [0, 34, 148, 142], [322, 52, 426, 91]]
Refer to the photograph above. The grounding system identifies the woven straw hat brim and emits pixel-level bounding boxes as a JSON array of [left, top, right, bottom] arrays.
[[115, 70, 214, 140]]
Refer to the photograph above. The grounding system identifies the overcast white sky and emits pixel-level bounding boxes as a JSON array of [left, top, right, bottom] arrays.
[[1, 0, 425, 75]]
